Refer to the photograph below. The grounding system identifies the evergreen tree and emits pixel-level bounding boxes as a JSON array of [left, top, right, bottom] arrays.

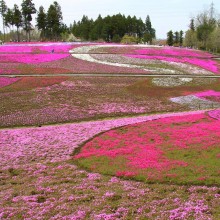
[[190, 18, 195, 31], [79, 15, 93, 40], [4, 8, 14, 29], [179, 30, 184, 46], [36, 6, 46, 39], [136, 18, 145, 38], [13, 4, 22, 42], [46, 4, 56, 39], [174, 31, 179, 45], [89, 14, 103, 40], [126, 15, 133, 35], [46, 1, 63, 40], [101, 23, 111, 42], [167, 30, 174, 46], [21, 0, 36, 41], [143, 15, 155, 44], [0, 0, 7, 41]]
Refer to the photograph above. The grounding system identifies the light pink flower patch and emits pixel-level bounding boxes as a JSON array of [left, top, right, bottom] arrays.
[[208, 109, 220, 120], [0, 77, 20, 88], [169, 199, 209, 220]]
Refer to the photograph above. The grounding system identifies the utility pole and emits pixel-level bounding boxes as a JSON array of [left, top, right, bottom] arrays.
[[210, 1, 214, 20]]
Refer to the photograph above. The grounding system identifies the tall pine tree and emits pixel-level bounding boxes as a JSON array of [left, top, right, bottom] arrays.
[[179, 30, 184, 46], [190, 19, 195, 31], [36, 6, 46, 39], [13, 4, 22, 42], [4, 8, 14, 30], [174, 31, 179, 45], [0, 0, 7, 41], [46, 1, 63, 40], [167, 30, 174, 46], [21, 0, 36, 41], [144, 15, 155, 44]]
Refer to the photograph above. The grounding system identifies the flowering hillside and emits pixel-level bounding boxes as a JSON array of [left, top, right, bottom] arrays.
[[0, 42, 219, 219]]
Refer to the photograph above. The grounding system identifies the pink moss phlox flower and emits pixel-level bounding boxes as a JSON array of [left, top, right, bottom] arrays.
[[34, 45, 74, 53], [0, 54, 70, 64], [75, 112, 220, 179], [169, 200, 210, 220], [194, 90, 220, 99], [0, 111, 205, 169], [103, 191, 115, 197], [207, 109, 220, 120], [134, 48, 212, 58], [116, 171, 137, 177], [0, 43, 94, 54], [126, 54, 218, 73], [87, 173, 101, 180], [0, 46, 33, 53], [0, 77, 20, 88]]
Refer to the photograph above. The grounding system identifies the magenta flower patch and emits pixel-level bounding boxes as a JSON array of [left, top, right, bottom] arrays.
[[0, 53, 70, 64], [134, 48, 212, 58], [0, 77, 20, 88], [194, 90, 220, 99], [74, 111, 220, 184]]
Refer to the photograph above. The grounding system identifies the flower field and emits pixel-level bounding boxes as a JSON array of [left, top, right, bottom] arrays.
[[1, 112, 219, 219], [0, 43, 219, 75], [0, 42, 220, 219], [0, 77, 20, 88], [74, 112, 220, 185], [1, 76, 220, 128]]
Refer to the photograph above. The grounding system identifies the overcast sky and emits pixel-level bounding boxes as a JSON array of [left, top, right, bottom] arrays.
[[1, 0, 219, 39]]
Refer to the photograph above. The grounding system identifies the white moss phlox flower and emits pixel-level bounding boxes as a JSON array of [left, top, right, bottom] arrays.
[[152, 77, 193, 87]]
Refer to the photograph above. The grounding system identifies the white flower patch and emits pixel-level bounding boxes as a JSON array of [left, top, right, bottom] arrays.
[[166, 61, 214, 75], [170, 95, 220, 109], [91, 54, 184, 74], [152, 77, 193, 87], [69, 44, 162, 54], [60, 81, 76, 87], [70, 44, 125, 54], [72, 53, 142, 69]]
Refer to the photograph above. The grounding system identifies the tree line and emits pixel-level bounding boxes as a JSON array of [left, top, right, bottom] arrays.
[[166, 30, 184, 46], [184, 2, 220, 53], [0, 0, 156, 43], [70, 14, 156, 43], [0, 0, 66, 42]]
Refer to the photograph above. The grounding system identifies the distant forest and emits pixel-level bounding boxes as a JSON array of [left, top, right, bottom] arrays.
[[70, 14, 155, 43], [0, 0, 155, 43]]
